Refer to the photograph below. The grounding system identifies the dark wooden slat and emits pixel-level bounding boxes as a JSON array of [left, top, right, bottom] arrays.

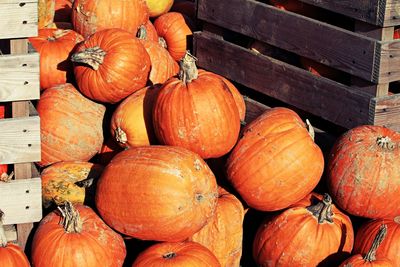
[[194, 31, 372, 130], [370, 94, 400, 131]]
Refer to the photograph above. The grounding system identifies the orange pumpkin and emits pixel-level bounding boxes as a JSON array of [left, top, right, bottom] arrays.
[[31, 203, 126, 266], [28, 28, 83, 90], [37, 83, 105, 167], [39, 0, 56, 29], [154, 12, 192, 61], [226, 107, 324, 211], [95, 146, 218, 241], [220, 77, 246, 122], [253, 193, 354, 266], [132, 241, 221, 266], [138, 21, 159, 42], [152, 52, 241, 159], [188, 187, 245, 267], [71, 28, 151, 103], [72, 0, 149, 38]]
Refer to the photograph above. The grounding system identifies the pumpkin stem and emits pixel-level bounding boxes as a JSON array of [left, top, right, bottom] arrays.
[[47, 29, 69, 41], [0, 210, 8, 247], [115, 127, 128, 145], [163, 252, 176, 259], [376, 136, 396, 151], [0, 171, 14, 183], [159, 37, 167, 49], [71, 46, 106, 71], [364, 224, 387, 262], [306, 193, 334, 224], [58, 202, 83, 233], [179, 51, 198, 84], [305, 119, 315, 141]]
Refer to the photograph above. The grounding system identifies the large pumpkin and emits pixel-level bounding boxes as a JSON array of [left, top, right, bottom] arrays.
[[31, 203, 126, 266], [38, 0, 56, 29], [327, 125, 400, 219], [226, 107, 324, 211], [253, 193, 354, 266], [37, 83, 105, 167], [29, 28, 83, 90], [95, 145, 218, 241], [0, 211, 30, 267], [188, 187, 245, 267], [71, 28, 151, 103], [132, 241, 221, 267], [353, 218, 400, 266], [153, 12, 192, 61], [110, 86, 158, 148], [152, 52, 241, 159], [72, 0, 149, 38], [220, 77, 246, 122], [41, 161, 104, 208]]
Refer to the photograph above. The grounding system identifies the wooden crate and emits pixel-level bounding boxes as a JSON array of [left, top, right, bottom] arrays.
[[0, 0, 41, 250], [194, 0, 400, 131]]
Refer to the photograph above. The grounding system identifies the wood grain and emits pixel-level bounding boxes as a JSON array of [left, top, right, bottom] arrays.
[[370, 94, 400, 131], [0, 1, 38, 39]]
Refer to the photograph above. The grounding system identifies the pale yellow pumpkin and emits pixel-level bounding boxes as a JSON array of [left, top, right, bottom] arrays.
[[145, 0, 174, 17]]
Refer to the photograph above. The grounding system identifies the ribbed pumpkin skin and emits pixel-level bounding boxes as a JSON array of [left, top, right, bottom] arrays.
[[39, 0, 56, 29], [339, 255, 394, 267], [154, 12, 192, 61], [37, 83, 105, 167], [132, 241, 221, 267], [72, 29, 151, 104], [253, 193, 354, 266], [31, 205, 126, 267], [226, 107, 324, 211], [188, 187, 245, 267], [220, 77, 246, 122], [110, 86, 158, 148], [95, 146, 218, 241], [153, 69, 241, 159], [29, 29, 83, 90], [72, 0, 149, 38], [327, 125, 400, 219], [41, 161, 104, 208], [354, 219, 400, 266], [0, 244, 30, 267]]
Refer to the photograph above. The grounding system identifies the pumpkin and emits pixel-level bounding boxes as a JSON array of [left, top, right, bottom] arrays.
[[340, 225, 393, 267], [354, 218, 400, 266], [54, 0, 73, 22], [41, 161, 104, 208], [152, 52, 241, 159], [394, 29, 400, 39], [31, 202, 126, 266], [110, 86, 158, 148], [37, 83, 105, 167], [253, 193, 354, 266], [38, 0, 56, 29], [72, 0, 149, 38], [327, 125, 400, 219], [145, 0, 174, 17], [0, 211, 30, 267], [220, 77, 246, 122], [226, 107, 324, 211], [28, 28, 83, 90], [138, 21, 159, 42], [95, 145, 218, 241], [132, 241, 221, 267], [96, 138, 124, 165], [188, 187, 245, 267], [71, 28, 151, 104], [153, 12, 192, 61]]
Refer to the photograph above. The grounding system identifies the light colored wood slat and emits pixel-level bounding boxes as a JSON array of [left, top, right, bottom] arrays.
[[0, 178, 42, 225], [370, 94, 400, 131], [384, 0, 400, 27], [0, 53, 40, 102], [0, 1, 38, 39], [4, 225, 17, 242], [0, 116, 40, 164]]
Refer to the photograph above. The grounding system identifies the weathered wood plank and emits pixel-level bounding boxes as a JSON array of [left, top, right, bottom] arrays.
[[4, 225, 17, 242], [194, 31, 372, 130], [0, 178, 42, 225], [370, 94, 400, 131], [0, 1, 38, 39], [0, 53, 40, 102]]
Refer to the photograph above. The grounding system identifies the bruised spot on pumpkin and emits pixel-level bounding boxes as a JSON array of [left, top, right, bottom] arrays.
[[178, 128, 185, 138], [194, 159, 202, 171]]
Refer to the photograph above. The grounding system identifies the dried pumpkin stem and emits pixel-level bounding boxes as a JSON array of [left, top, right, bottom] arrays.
[[364, 224, 387, 262], [58, 202, 83, 233], [115, 127, 128, 144], [159, 37, 168, 49], [163, 252, 176, 259], [179, 51, 198, 84], [71, 46, 106, 71], [376, 136, 395, 151], [306, 193, 334, 224], [306, 119, 315, 141], [0, 210, 8, 247]]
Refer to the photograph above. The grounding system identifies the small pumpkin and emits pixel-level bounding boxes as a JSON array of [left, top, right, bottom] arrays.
[[145, 0, 174, 17], [340, 224, 393, 267], [39, 0, 56, 29], [132, 241, 221, 267], [253, 193, 354, 266], [31, 202, 126, 266], [95, 145, 218, 242], [71, 28, 151, 103], [153, 12, 192, 61], [0, 210, 30, 267], [28, 28, 83, 90], [37, 83, 105, 167]]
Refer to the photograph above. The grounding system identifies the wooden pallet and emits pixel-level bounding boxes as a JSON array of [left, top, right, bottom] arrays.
[[0, 0, 41, 249], [194, 0, 400, 131]]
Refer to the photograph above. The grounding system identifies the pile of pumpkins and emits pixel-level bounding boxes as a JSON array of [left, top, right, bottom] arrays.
[[1, 0, 400, 266]]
